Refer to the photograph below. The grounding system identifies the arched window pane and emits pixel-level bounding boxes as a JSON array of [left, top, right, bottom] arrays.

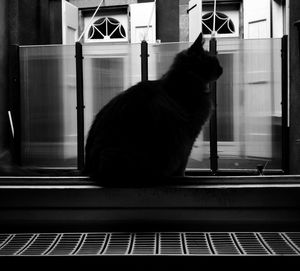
[[88, 17, 127, 40], [203, 23, 212, 35], [120, 26, 126, 37], [202, 12, 235, 35], [88, 26, 104, 39]]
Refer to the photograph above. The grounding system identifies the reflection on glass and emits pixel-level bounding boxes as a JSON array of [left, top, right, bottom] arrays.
[[20, 45, 77, 168], [216, 39, 282, 170]]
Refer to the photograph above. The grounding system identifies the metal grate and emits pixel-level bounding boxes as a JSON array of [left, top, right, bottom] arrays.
[[159, 232, 184, 255], [0, 234, 33, 256], [209, 233, 241, 255], [131, 233, 156, 255], [47, 234, 83, 256], [184, 233, 211, 255], [0, 234, 10, 248], [75, 233, 107, 255], [235, 233, 269, 255], [103, 233, 132, 255], [0, 232, 300, 256], [285, 233, 300, 253], [20, 234, 58, 256], [259, 233, 298, 255]]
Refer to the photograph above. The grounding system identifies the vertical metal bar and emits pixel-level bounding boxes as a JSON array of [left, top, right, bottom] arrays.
[[281, 35, 289, 174], [75, 42, 85, 171], [209, 37, 218, 174], [8, 45, 21, 165], [141, 40, 149, 82]]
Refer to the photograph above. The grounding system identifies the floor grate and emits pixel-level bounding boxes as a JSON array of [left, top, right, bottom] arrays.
[[185, 233, 211, 255], [0, 232, 300, 256], [235, 233, 269, 255]]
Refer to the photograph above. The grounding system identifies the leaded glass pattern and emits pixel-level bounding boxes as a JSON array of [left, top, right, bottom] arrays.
[[88, 17, 126, 41], [202, 12, 235, 35]]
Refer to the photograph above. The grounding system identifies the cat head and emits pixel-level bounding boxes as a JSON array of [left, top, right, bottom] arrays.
[[184, 33, 223, 83]]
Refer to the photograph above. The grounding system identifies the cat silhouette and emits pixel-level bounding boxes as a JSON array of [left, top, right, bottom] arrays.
[[84, 33, 223, 186]]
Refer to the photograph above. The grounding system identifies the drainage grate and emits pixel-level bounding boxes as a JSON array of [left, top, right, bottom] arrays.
[[103, 233, 131, 255], [159, 232, 184, 255], [20, 234, 58, 256], [0, 234, 33, 256], [47, 234, 83, 256], [259, 233, 298, 255], [209, 233, 241, 255], [76, 233, 107, 255], [0, 232, 299, 256], [184, 233, 211, 255], [131, 233, 156, 255], [235, 233, 269, 255], [0, 235, 9, 247], [285, 233, 300, 253]]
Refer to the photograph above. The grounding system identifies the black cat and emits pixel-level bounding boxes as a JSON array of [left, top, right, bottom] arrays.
[[84, 33, 223, 186]]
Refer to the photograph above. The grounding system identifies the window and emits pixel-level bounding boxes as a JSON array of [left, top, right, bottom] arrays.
[[202, 12, 235, 35], [201, 5, 240, 38], [85, 16, 128, 42]]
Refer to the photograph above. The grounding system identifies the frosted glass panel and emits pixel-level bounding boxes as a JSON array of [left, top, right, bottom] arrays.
[[148, 41, 209, 80], [82, 43, 141, 141], [216, 38, 282, 170], [20, 45, 77, 167], [18, 39, 283, 172]]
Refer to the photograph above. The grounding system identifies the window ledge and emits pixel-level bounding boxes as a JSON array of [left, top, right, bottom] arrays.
[[1, 175, 300, 231], [1, 175, 300, 208]]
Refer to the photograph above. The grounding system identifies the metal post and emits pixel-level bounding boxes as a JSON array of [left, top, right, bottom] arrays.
[[8, 45, 21, 166], [209, 37, 218, 174], [75, 42, 85, 171], [281, 35, 289, 174], [141, 40, 149, 82]]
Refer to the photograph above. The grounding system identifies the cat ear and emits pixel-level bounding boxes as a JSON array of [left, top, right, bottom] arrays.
[[188, 33, 204, 53]]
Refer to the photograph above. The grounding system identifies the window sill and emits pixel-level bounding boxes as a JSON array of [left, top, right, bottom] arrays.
[[0, 175, 300, 232]]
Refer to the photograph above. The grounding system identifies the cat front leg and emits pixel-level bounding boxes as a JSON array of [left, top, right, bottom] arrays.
[[172, 160, 188, 177]]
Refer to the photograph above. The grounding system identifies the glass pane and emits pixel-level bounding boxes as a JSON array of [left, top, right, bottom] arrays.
[[148, 41, 210, 170], [216, 38, 282, 170], [148, 42, 190, 80], [20, 45, 77, 168], [82, 43, 141, 142]]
